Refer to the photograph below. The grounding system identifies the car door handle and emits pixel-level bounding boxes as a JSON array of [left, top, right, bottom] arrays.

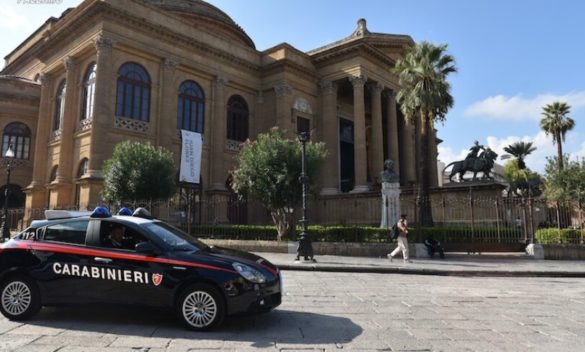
[[94, 257, 113, 264]]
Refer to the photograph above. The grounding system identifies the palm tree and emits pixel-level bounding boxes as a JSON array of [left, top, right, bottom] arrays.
[[540, 101, 575, 170], [394, 41, 457, 227], [503, 141, 536, 170]]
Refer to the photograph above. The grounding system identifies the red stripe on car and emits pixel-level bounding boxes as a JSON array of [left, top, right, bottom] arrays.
[[10, 241, 237, 274]]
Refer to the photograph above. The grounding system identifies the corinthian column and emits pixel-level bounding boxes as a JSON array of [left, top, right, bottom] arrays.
[[349, 74, 369, 193], [319, 80, 338, 195], [55, 57, 79, 206], [385, 90, 400, 175], [157, 57, 178, 149], [25, 74, 51, 213], [274, 82, 293, 138], [368, 82, 384, 180], [88, 35, 115, 180], [209, 76, 228, 191]]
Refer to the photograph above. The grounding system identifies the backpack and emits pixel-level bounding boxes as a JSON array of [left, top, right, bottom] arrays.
[[391, 224, 400, 240]]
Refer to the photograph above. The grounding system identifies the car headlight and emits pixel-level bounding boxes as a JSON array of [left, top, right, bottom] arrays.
[[232, 262, 266, 283]]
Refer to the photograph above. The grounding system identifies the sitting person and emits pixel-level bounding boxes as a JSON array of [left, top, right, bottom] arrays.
[[424, 237, 445, 259], [106, 225, 127, 249]]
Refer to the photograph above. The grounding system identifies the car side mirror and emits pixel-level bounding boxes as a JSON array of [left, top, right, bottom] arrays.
[[135, 242, 159, 256]]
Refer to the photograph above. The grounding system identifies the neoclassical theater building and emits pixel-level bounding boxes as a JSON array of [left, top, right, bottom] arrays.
[[0, 0, 440, 225]]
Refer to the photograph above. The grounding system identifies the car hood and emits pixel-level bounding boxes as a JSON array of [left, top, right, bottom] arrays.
[[176, 245, 279, 277]]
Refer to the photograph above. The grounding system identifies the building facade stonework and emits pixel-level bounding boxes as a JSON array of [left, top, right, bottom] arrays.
[[0, 0, 440, 224]]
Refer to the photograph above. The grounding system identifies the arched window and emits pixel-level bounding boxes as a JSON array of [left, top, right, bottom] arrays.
[[81, 63, 96, 121], [177, 80, 205, 133], [49, 165, 58, 183], [77, 158, 89, 178], [115, 62, 151, 121], [53, 80, 66, 131], [2, 122, 31, 160], [227, 95, 248, 141]]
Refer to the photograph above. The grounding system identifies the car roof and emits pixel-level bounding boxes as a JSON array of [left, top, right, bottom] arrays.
[[30, 215, 158, 228]]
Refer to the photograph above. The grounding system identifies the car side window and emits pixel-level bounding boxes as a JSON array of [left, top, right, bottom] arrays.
[[43, 220, 89, 245], [99, 221, 147, 251]]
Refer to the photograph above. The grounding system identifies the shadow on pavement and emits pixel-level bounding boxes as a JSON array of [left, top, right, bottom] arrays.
[[27, 305, 363, 346]]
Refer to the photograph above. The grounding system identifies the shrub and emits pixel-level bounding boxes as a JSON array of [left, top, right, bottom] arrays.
[[184, 224, 526, 244], [535, 228, 585, 244], [187, 225, 390, 242]]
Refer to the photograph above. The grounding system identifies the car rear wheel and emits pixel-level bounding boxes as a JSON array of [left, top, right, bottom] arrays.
[[177, 283, 225, 331], [0, 276, 41, 321]]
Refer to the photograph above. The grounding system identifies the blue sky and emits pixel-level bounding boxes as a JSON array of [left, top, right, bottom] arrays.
[[1, 0, 583, 173]]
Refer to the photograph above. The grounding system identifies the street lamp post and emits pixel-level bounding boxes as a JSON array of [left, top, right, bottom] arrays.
[[295, 131, 315, 262], [1, 144, 14, 241]]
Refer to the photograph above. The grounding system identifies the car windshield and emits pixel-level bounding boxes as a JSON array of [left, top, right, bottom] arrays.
[[144, 222, 208, 252]]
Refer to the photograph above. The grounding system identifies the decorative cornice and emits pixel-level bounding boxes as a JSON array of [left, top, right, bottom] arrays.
[[274, 82, 293, 97], [311, 42, 396, 69], [319, 80, 338, 94], [92, 34, 115, 55], [162, 57, 178, 71], [349, 74, 367, 88], [260, 59, 317, 84]]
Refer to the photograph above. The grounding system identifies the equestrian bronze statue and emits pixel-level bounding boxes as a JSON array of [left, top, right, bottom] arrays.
[[443, 142, 499, 182]]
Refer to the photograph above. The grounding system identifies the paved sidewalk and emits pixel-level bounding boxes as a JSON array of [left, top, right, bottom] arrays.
[[256, 252, 585, 277]]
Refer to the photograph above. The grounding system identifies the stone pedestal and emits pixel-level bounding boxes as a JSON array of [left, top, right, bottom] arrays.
[[380, 181, 401, 229]]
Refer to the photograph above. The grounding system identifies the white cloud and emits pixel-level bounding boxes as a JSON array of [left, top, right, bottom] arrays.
[[437, 145, 468, 166], [0, 5, 31, 29], [464, 91, 585, 121], [485, 131, 555, 173]]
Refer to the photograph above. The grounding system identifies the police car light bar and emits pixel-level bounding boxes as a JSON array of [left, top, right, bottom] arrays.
[[45, 210, 92, 220]]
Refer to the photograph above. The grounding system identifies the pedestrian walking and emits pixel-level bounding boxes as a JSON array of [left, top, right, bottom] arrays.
[[388, 214, 412, 263]]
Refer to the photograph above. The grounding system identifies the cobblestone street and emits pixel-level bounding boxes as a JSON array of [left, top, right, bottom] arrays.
[[1, 271, 585, 351]]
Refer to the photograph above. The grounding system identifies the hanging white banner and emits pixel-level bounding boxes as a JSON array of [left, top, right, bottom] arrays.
[[179, 130, 202, 184]]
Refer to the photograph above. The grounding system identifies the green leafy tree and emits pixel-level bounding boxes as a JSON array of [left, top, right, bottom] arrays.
[[503, 141, 536, 170], [103, 141, 177, 207], [540, 102, 575, 170], [231, 128, 327, 241], [503, 159, 541, 197], [394, 41, 457, 226], [542, 155, 585, 228]]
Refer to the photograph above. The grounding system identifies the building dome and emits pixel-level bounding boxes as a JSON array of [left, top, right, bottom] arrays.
[[144, 0, 255, 49]]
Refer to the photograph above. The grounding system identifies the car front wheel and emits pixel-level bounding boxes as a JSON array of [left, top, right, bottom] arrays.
[[177, 283, 225, 331], [0, 276, 41, 321]]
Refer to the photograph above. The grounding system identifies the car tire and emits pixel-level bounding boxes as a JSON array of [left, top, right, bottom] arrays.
[[0, 275, 41, 321], [176, 283, 225, 331]]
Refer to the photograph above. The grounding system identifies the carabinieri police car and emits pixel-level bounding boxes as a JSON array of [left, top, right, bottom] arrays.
[[0, 207, 281, 330]]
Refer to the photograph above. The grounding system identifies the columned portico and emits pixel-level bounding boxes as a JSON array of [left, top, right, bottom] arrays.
[[349, 74, 369, 193], [24, 74, 51, 211], [54, 57, 79, 206], [385, 90, 400, 175], [157, 57, 178, 150], [319, 80, 338, 195], [368, 82, 384, 179], [209, 76, 228, 191], [87, 35, 115, 180]]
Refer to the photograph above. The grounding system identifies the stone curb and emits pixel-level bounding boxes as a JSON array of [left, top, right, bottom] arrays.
[[276, 263, 585, 278]]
